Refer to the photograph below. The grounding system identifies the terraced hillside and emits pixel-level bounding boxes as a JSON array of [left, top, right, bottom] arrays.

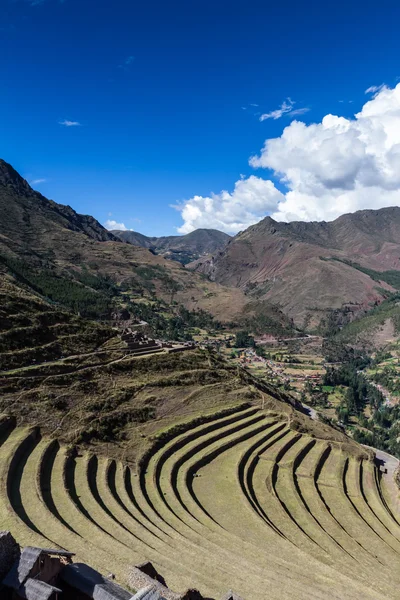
[[1, 403, 400, 599], [0, 276, 112, 371]]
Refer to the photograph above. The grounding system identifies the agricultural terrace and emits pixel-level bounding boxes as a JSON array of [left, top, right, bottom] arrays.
[[0, 376, 400, 599]]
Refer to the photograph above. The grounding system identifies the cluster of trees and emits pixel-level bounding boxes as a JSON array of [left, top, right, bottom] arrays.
[[323, 354, 400, 458], [324, 364, 383, 423], [370, 365, 400, 395], [129, 300, 221, 342], [322, 339, 371, 368], [1, 255, 114, 319], [331, 293, 400, 343], [177, 306, 222, 331], [234, 330, 255, 348], [353, 404, 400, 458], [301, 382, 330, 408], [133, 264, 183, 301], [245, 312, 294, 336], [373, 349, 392, 365]]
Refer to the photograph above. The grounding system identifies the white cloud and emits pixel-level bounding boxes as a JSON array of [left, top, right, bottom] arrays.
[[59, 119, 81, 127], [259, 98, 309, 121], [260, 99, 294, 121], [104, 219, 128, 231], [250, 83, 400, 222], [30, 178, 47, 185], [174, 176, 285, 234], [176, 83, 400, 232], [288, 107, 310, 117], [365, 84, 385, 95]]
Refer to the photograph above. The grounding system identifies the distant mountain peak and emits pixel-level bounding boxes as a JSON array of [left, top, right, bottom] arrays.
[[112, 227, 231, 264], [0, 158, 117, 243], [0, 159, 34, 197]]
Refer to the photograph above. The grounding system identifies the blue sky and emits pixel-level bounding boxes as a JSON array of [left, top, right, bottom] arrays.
[[2, 0, 400, 235]]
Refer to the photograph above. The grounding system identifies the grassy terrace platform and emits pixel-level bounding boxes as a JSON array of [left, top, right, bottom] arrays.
[[1, 406, 400, 599]]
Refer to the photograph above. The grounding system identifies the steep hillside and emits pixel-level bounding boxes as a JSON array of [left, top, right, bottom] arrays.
[[0, 273, 112, 371], [333, 293, 400, 349], [112, 228, 231, 264], [0, 160, 247, 324], [189, 208, 400, 328], [0, 159, 116, 245]]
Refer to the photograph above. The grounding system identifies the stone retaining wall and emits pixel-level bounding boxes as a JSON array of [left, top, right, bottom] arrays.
[[0, 531, 20, 581]]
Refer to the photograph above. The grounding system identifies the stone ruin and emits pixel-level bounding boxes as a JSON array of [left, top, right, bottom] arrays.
[[0, 534, 243, 600], [0, 531, 20, 582], [120, 329, 162, 354], [128, 563, 243, 600]]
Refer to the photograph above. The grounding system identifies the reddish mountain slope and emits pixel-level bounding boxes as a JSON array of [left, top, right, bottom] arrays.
[[188, 208, 400, 327]]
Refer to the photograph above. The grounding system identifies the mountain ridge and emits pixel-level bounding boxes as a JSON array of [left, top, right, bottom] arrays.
[[112, 227, 231, 264], [0, 159, 118, 244], [0, 158, 290, 332], [188, 206, 400, 328]]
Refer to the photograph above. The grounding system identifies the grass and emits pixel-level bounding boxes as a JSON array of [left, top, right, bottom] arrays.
[[358, 459, 400, 547], [1, 401, 400, 598]]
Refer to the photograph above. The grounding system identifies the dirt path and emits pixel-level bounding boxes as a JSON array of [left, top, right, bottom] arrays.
[[0, 351, 165, 381], [300, 402, 318, 420]]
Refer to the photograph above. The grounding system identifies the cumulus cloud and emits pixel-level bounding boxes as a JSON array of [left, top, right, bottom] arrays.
[[104, 219, 128, 231], [251, 83, 400, 222], [59, 119, 81, 127], [174, 176, 284, 234], [176, 83, 400, 232]]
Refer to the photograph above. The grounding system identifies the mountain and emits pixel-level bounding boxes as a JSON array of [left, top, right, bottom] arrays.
[[6, 160, 307, 340], [0, 159, 250, 325], [0, 159, 117, 245], [188, 207, 400, 329], [112, 228, 231, 264], [111, 230, 155, 248]]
